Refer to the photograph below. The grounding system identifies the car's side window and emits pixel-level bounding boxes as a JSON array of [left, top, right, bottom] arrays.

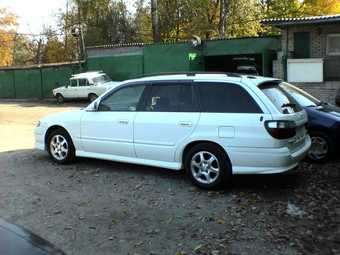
[[78, 79, 87, 87], [98, 85, 146, 111], [70, 79, 77, 87], [197, 82, 262, 113], [144, 83, 198, 112]]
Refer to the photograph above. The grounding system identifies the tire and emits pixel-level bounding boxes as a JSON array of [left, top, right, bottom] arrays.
[[47, 129, 75, 164], [185, 143, 231, 190], [307, 131, 334, 163], [89, 93, 98, 102], [56, 94, 66, 104]]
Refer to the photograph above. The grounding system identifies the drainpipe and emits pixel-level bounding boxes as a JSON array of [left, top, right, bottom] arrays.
[[284, 25, 289, 81]]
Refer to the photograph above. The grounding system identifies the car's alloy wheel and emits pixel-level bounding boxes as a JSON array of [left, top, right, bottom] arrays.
[[47, 129, 75, 164], [185, 143, 231, 190], [56, 94, 66, 104], [308, 131, 334, 163]]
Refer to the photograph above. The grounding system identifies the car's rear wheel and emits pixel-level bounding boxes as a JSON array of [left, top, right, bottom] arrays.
[[185, 143, 231, 190], [308, 131, 334, 163], [56, 94, 66, 104], [89, 93, 98, 102], [47, 129, 75, 164]]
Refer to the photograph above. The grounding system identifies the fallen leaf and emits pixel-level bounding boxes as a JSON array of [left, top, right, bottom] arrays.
[[165, 217, 173, 224], [217, 219, 227, 225]]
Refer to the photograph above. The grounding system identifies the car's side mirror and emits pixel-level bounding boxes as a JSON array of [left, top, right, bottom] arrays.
[[87, 101, 99, 112], [65, 84, 69, 88]]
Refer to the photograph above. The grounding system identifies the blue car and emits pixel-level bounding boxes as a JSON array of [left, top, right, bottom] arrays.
[[280, 82, 340, 163]]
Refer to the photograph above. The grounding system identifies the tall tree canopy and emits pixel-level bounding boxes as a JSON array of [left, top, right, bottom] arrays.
[[1, 0, 340, 66], [0, 8, 18, 66]]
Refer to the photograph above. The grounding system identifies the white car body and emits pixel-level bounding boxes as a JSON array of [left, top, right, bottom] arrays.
[[52, 71, 120, 103], [35, 73, 311, 189]]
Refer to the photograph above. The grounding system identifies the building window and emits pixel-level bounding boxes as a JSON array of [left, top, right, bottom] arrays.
[[326, 34, 340, 55]]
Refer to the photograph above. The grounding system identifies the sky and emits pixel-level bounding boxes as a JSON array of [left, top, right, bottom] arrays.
[[0, 0, 136, 35], [0, 0, 68, 35]]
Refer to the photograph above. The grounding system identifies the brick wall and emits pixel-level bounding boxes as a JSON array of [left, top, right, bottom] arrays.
[[294, 81, 339, 104], [280, 23, 340, 81], [273, 60, 339, 104]]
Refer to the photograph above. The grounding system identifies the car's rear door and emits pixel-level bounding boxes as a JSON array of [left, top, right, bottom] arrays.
[[134, 82, 200, 162]]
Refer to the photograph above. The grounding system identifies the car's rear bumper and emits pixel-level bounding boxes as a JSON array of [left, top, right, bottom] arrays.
[[228, 135, 311, 174]]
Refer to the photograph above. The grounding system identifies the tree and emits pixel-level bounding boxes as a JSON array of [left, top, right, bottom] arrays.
[[302, 0, 340, 16], [41, 27, 77, 63], [0, 8, 18, 66], [151, 0, 161, 42], [60, 0, 138, 47], [11, 34, 36, 66]]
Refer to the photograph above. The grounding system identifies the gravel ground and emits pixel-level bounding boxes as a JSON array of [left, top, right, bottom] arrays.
[[0, 99, 339, 255]]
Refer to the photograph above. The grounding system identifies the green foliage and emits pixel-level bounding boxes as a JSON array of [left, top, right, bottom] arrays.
[[2, 0, 340, 66]]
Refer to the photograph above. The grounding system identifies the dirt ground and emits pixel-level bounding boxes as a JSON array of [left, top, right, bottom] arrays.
[[0, 99, 339, 255]]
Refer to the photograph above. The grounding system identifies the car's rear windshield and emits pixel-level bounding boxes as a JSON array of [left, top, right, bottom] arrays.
[[93, 74, 112, 84], [279, 82, 320, 107], [259, 81, 303, 114]]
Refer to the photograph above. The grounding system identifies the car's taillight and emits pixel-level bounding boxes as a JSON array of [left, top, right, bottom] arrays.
[[265, 121, 296, 139]]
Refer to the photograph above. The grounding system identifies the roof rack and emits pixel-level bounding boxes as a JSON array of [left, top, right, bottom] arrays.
[[132, 71, 241, 79], [71, 70, 103, 77]]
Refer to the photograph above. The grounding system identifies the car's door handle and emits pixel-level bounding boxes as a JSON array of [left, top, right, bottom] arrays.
[[179, 121, 193, 127], [118, 119, 129, 125]]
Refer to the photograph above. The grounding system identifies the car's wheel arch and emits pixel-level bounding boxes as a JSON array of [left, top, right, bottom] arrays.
[[307, 126, 337, 162], [56, 92, 65, 98], [44, 126, 74, 149], [88, 93, 99, 102], [307, 126, 336, 150], [182, 141, 232, 172]]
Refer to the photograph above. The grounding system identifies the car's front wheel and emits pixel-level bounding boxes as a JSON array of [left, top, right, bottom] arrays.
[[185, 143, 231, 190], [307, 131, 334, 163], [47, 129, 75, 164], [56, 94, 66, 104]]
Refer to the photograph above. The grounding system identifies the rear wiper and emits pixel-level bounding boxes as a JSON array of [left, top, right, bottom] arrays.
[[281, 103, 296, 108]]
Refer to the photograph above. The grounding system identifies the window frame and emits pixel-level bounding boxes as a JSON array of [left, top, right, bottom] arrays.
[[326, 34, 340, 56]]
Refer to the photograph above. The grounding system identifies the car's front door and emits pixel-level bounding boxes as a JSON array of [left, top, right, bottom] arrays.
[[64, 79, 78, 98], [80, 84, 146, 157], [76, 78, 90, 98], [134, 83, 200, 163]]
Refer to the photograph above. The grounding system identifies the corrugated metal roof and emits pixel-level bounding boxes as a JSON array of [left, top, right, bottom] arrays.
[[261, 14, 340, 27], [85, 36, 279, 49]]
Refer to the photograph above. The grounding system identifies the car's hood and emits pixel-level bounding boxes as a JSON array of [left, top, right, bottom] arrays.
[[306, 104, 340, 118]]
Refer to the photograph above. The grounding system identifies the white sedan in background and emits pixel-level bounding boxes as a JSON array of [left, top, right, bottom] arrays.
[[53, 71, 120, 103]]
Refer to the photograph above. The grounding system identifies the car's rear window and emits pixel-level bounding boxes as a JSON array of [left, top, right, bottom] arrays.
[[259, 82, 303, 114], [197, 82, 262, 113]]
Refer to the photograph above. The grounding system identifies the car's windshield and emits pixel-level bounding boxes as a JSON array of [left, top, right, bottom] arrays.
[[280, 82, 320, 107], [93, 74, 112, 84]]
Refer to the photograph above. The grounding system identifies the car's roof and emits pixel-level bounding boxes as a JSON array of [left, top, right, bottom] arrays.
[[71, 71, 106, 79], [125, 72, 282, 87]]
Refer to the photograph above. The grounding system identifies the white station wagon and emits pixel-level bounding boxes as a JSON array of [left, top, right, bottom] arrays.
[[35, 73, 311, 189], [53, 71, 120, 103]]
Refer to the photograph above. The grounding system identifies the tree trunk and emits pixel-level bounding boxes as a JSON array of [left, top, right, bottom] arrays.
[[219, 0, 228, 38], [151, 0, 161, 43]]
